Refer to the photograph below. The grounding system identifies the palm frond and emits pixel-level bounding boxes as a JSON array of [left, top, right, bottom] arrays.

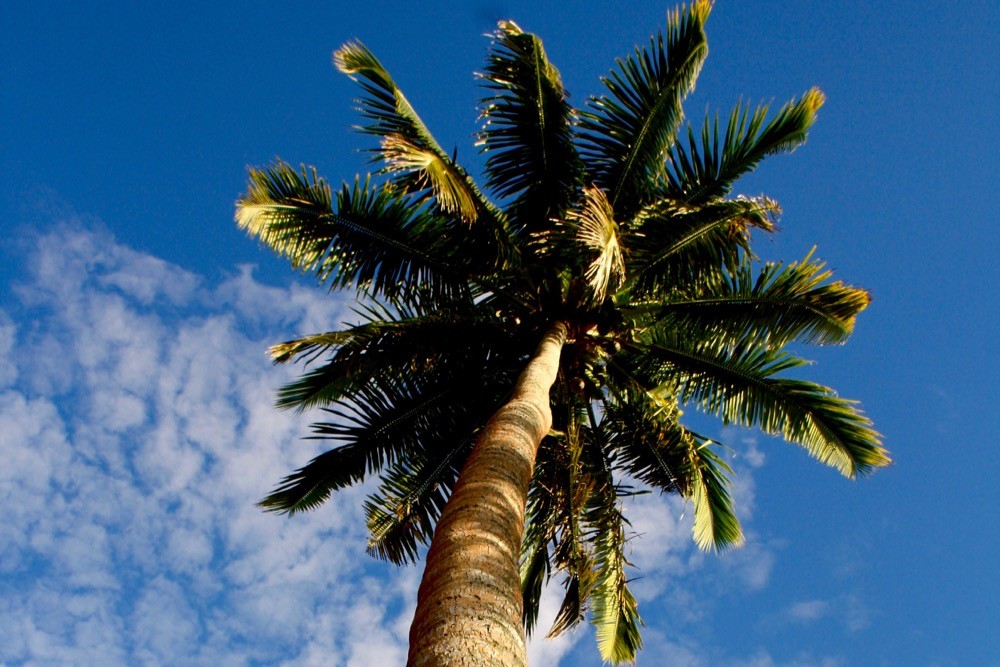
[[687, 437, 744, 551], [273, 308, 507, 412], [257, 445, 368, 515], [601, 386, 743, 552], [602, 386, 685, 495], [235, 161, 335, 271], [520, 520, 551, 636], [628, 335, 890, 477], [237, 162, 477, 302], [365, 441, 470, 564], [642, 250, 872, 347], [380, 134, 479, 222], [666, 89, 825, 204], [258, 374, 458, 514], [335, 41, 495, 225], [479, 20, 582, 231], [522, 427, 594, 638], [548, 414, 602, 638], [579, 1, 710, 217], [567, 186, 626, 303], [549, 572, 596, 639], [269, 330, 355, 365], [522, 407, 614, 639], [586, 476, 642, 664], [624, 195, 778, 296]]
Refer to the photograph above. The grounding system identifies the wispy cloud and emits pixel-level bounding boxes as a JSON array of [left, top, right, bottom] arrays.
[[1, 218, 787, 666], [1, 221, 406, 665], [761, 594, 873, 635], [788, 599, 831, 622]]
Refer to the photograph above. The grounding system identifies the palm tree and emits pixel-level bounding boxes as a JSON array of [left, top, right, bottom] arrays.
[[235, 2, 890, 665]]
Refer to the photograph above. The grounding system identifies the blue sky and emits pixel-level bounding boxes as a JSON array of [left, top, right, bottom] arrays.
[[1, 1, 997, 665]]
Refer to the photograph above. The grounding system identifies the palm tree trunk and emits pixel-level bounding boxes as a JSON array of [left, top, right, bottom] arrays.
[[407, 321, 568, 667]]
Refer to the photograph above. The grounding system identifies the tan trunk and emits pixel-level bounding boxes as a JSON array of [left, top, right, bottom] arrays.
[[406, 321, 568, 667]]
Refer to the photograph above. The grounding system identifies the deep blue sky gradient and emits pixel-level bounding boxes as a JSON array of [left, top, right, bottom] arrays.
[[2, 2, 997, 664]]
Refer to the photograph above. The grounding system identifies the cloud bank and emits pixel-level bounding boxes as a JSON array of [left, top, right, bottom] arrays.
[[1, 223, 414, 665], [1, 220, 792, 666]]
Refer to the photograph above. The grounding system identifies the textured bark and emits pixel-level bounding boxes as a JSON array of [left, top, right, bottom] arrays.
[[407, 321, 568, 667]]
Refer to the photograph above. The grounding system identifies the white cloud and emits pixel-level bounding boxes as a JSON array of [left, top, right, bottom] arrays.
[[624, 491, 695, 602], [789, 599, 831, 622], [526, 578, 587, 666], [0, 314, 17, 388], [726, 651, 845, 667], [762, 594, 873, 636], [0, 219, 795, 667], [0, 223, 406, 665], [733, 434, 766, 469]]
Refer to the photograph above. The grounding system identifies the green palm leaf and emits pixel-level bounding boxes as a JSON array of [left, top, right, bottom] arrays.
[[579, 0, 710, 217], [629, 335, 890, 477], [687, 437, 744, 551], [379, 134, 480, 222], [643, 250, 872, 347], [602, 387, 743, 551], [587, 475, 642, 664], [235, 161, 335, 270], [236, 162, 473, 302], [603, 387, 686, 495], [335, 41, 495, 225], [567, 186, 626, 303], [479, 20, 582, 231], [666, 89, 825, 204], [365, 440, 470, 564], [624, 195, 778, 296]]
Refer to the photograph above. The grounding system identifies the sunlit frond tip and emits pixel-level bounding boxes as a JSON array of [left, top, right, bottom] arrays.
[[235, 161, 334, 272], [569, 186, 625, 302], [380, 133, 479, 222], [591, 514, 643, 664], [688, 440, 745, 552], [333, 40, 484, 224]]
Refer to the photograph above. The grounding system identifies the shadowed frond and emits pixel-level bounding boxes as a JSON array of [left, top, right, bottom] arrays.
[[666, 89, 825, 204], [479, 20, 582, 230], [365, 441, 470, 564], [625, 195, 778, 295], [257, 444, 369, 515], [520, 521, 551, 636], [644, 250, 872, 347], [258, 374, 458, 514], [603, 386, 685, 494], [549, 570, 597, 639], [521, 431, 583, 637], [579, 1, 710, 217], [547, 415, 602, 639], [272, 308, 507, 412], [236, 162, 474, 302]]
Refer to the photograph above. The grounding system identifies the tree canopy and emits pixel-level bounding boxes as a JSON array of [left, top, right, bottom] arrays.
[[236, 2, 889, 662]]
